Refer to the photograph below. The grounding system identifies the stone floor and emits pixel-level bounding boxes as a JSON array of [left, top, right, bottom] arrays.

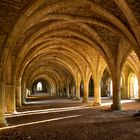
[[0, 97, 140, 140]]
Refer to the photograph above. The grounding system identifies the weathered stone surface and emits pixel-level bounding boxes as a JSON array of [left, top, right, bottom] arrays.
[[0, 1, 140, 127]]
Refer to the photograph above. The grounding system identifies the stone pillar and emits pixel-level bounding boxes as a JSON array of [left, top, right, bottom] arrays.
[[50, 86, 55, 96], [70, 84, 75, 99], [16, 78, 22, 107], [0, 81, 7, 127], [121, 67, 130, 99], [93, 81, 101, 106], [82, 80, 89, 103], [75, 82, 80, 100], [66, 81, 70, 98], [59, 86, 63, 97], [6, 84, 16, 114], [56, 86, 59, 96], [111, 75, 122, 110], [121, 78, 128, 99], [22, 82, 26, 104], [138, 79, 140, 99], [26, 89, 29, 98], [75, 73, 81, 100]]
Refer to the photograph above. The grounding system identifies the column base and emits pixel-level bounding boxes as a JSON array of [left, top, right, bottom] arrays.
[[0, 123, 7, 127], [111, 103, 122, 110], [74, 97, 81, 101], [93, 102, 101, 106], [82, 99, 88, 103], [67, 95, 71, 99], [16, 104, 22, 108], [0, 118, 7, 127], [22, 100, 27, 105], [6, 110, 17, 114]]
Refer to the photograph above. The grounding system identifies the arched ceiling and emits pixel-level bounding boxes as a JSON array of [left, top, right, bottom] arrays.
[[124, 51, 140, 77], [0, 0, 140, 87]]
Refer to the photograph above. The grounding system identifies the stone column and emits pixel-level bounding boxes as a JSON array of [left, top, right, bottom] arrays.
[[93, 81, 101, 106], [121, 77, 128, 99], [75, 82, 80, 100], [16, 78, 22, 107], [0, 81, 7, 127], [21, 82, 26, 104], [111, 75, 122, 110], [55, 86, 58, 96], [138, 79, 140, 99], [82, 80, 89, 103], [50, 86, 55, 96], [59, 86, 64, 97], [75, 73, 81, 100], [70, 84, 75, 99], [6, 84, 16, 114], [25, 88, 29, 98], [66, 81, 70, 98]]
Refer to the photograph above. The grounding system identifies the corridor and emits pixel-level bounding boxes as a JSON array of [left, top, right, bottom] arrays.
[[0, 97, 140, 140], [0, 1, 140, 139]]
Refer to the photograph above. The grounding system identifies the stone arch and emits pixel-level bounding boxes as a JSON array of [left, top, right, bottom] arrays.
[[80, 80, 84, 98], [31, 79, 50, 94], [115, 0, 140, 53], [101, 67, 111, 97], [88, 75, 94, 97], [128, 73, 139, 99], [1, 1, 140, 127], [2, 0, 137, 82]]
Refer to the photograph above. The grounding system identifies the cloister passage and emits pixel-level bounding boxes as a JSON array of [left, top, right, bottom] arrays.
[[1, 98, 140, 140], [0, 0, 140, 134]]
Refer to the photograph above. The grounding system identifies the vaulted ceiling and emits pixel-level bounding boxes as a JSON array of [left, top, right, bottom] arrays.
[[0, 0, 140, 86]]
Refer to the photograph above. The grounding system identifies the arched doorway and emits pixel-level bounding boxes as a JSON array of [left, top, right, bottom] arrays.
[[31, 80, 48, 94], [101, 68, 112, 97], [108, 79, 113, 97], [89, 77, 94, 97], [80, 80, 84, 97], [128, 74, 139, 99], [37, 82, 42, 91]]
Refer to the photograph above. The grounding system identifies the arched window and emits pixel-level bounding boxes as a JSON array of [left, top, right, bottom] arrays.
[[129, 74, 139, 99], [37, 82, 42, 91], [109, 80, 113, 97]]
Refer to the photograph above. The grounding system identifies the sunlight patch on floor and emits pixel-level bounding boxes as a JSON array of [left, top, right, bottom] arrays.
[[0, 115, 81, 131], [6, 106, 90, 118]]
